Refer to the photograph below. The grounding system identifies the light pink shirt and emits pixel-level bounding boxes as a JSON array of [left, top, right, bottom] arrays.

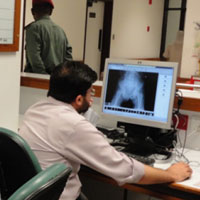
[[19, 97, 144, 200]]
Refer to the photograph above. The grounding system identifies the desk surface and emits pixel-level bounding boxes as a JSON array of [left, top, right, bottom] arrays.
[[152, 148, 200, 199], [80, 148, 200, 200]]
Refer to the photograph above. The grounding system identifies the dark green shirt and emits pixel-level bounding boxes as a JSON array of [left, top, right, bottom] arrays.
[[25, 15, 72, 74]]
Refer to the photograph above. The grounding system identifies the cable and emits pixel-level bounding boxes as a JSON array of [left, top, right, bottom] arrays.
[[176, 129, 182, 148], [174, 89, 183, 115], [172, 90, 189, 152], [172, 112, 188, 161], [176, 88, 183, 97], [145, 135, 174, 162], [172, 146, 200, 167], [173, 140, 190, 163], [182, 128, 187, 152], [173, 113, 179, 130], [172, 113, 188, 162]]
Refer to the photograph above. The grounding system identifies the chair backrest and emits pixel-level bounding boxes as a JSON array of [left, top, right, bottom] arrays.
[[0, 127, 42, 199], [8, 163, 72, 200]]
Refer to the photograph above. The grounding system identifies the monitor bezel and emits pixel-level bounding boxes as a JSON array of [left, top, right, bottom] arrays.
[[100, 58, 178, 130]]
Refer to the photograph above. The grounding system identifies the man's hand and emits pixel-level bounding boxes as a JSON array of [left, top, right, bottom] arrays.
[[138, 161, 192, 185], [166, 162, 192, 182]]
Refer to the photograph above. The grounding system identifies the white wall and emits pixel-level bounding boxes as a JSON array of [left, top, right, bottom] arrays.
[[110, 0, 164, 59], [0, 0, 24, 131], [25, 0, 86, 61], [181, 0, 200, 78]]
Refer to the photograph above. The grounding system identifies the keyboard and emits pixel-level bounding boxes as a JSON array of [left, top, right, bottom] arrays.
[[97, 126, 155, 166], [97, 126, 125, 139], [122, 151, 155, 166], [112, 144, 155, 166]]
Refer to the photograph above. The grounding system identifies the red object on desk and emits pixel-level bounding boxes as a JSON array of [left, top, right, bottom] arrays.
[[172, 114, 188, 131], [190, 76, 200, 90]]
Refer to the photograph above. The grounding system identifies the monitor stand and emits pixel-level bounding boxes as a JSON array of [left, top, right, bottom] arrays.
[[117, 121, 176, 157]]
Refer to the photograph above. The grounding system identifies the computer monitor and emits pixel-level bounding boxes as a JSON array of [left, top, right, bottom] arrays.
[[100, 58, 178, 130]]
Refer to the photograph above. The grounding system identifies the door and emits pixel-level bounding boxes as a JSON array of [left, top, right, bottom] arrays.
[[84, 1, 105, 78]]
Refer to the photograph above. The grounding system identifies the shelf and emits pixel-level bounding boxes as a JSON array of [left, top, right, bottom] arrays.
[[21, 76, 200, 112], [21, 76, 49, 90]]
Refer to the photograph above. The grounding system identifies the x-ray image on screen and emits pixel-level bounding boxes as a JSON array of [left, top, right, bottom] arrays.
[[101, 59, 178, 129], [105, 70, 158, 111]]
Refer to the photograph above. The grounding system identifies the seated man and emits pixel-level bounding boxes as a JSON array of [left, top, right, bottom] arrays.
[[19, 61, 192, 200]]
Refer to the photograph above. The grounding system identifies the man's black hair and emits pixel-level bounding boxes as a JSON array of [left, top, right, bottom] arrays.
[[32, 3, 53, 16], [47, 61, 97, 103]]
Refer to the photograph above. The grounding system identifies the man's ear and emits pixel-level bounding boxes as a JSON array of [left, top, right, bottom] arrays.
[[71, 95, 84, 111], [75, 95, 83, 106]]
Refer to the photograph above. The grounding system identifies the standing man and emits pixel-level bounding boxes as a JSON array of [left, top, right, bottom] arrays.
[[24, 0, 72, 74], [19, 61, 192, 200]]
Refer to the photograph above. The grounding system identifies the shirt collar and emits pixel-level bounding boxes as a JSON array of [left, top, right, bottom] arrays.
[[36, 15, 51, 21], [47, 96, 77, 112]]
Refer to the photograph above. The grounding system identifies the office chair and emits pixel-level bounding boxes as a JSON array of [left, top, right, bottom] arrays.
[[0, 127, 71, 200], [8, 163, 71, 200]]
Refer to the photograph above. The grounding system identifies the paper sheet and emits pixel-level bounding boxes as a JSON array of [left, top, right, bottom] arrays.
[[0, 0, 15, 44]]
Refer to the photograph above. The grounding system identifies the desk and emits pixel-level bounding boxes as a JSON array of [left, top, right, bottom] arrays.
[[80, 148, 200, 200]]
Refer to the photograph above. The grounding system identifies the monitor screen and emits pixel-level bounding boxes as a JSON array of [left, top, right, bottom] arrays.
[[100, 59, 178, 129]]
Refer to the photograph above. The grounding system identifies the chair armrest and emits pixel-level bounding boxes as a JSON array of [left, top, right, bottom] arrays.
[[8, 163, 72, 200]]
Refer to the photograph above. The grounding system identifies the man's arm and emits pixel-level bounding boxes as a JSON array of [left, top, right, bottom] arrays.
[[64, 37, 73, 61], [61, 120, 192, 185], [138, 162, 192, 184], [25, 26, 47, 74]]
